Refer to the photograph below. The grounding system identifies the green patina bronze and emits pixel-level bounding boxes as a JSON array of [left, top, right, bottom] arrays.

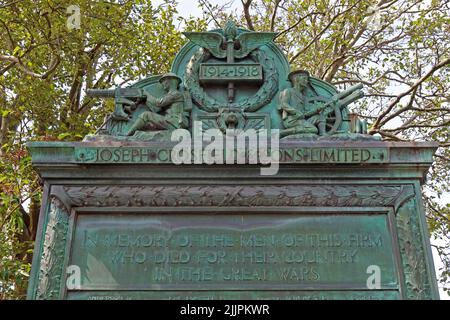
[[279, 70, 365, 137], [71, 214, 397, 287], [26, 20, 439, 300], [28, 143, 389, 164], [199, 63, 263, 83], [85, 19, 369, 140]]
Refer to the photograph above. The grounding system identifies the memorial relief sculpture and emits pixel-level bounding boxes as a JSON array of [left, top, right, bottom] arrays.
[[26, 20, 439, 300]]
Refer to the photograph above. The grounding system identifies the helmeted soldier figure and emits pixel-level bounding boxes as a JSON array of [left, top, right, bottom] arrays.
[[278, 70, 327, 136], [126, 73, 189, 136]]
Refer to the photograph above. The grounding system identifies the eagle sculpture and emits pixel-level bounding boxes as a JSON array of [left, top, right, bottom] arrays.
[[183, 20, 277, 59]]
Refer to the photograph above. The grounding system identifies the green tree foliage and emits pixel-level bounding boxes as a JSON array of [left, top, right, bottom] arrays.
[[201, 0, 450, 296], [0, 0, 207, 299]]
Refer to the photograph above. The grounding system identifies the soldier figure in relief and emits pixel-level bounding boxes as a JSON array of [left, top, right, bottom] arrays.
[[278, 70, 329, 136], [126, 73, 189, 136]]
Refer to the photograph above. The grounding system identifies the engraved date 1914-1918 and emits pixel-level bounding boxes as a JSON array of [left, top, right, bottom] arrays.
[[180, 304, 270, 318]]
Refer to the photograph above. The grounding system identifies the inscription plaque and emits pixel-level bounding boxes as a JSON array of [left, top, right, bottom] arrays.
[[199, 63, 263, 83], [69, 213, 399, 298], [73, 146, 389, 164]]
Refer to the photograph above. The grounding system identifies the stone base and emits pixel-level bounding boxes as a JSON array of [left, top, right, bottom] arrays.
[[26, 139, 440, 300]]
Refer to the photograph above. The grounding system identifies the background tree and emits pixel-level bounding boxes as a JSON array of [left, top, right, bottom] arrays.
[[1, 0, 449, 298]]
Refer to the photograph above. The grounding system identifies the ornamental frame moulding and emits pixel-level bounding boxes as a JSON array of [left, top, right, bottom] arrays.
[[29, 181, 435, 300]]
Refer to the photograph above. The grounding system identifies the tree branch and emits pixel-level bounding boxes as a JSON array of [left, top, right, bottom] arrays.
[[198, 0, 221, 28], [370, 56, 450, 132], [0, 54, 60, 79], [270, 0, 281, 32], [275, 11, 322, 40], [289, 0, 363, 65], [0, 0, 20, 9], [241, 0, 255, 30]]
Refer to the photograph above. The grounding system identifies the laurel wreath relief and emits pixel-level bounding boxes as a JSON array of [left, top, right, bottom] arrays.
[[184, 48, 279, 113]]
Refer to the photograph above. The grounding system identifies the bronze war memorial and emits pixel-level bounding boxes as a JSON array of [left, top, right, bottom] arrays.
[[27, 21, 439, 300]]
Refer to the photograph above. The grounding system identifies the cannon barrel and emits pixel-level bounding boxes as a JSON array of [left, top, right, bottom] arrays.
[[317, 86, 363, 116], [86, 89, 116, 97], [334, 83, 363, 101], [338, 89, 364, 108], [86, 88, 146, 99], [317, 84, 363, 115]]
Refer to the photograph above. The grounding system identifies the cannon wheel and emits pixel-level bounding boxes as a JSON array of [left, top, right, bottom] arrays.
[[306, 96, 342, 135]]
